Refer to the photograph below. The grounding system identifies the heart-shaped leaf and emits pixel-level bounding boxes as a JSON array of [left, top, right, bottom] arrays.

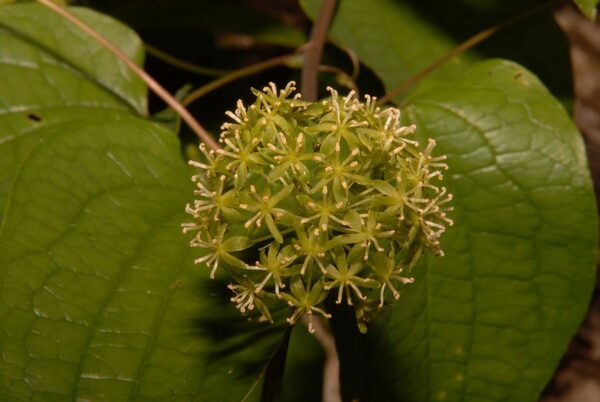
[[0, 3, 147, 114], [0, 4, 284, 400], [301, 0, 573, 103], [331, 59, 598, 402], [301, 0, 473, 91]]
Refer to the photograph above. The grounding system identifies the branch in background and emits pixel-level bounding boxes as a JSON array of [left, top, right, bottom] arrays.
[[36, 0, 220, 151], [180, 56, 357, 107], [341, 45, 360, 81], [299, 2, 342, 402], [145, 43, 229, 77], [318, 64, 358, 94], [301, 0, 338, 101], [181, 53, 300, 107], [377, 0, 561, 105]]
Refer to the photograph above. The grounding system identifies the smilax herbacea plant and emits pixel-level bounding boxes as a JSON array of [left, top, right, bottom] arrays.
[[182, 82, 452, 333]]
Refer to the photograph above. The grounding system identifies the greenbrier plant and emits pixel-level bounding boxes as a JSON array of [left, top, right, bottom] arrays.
[[182, 82, 452, 333]]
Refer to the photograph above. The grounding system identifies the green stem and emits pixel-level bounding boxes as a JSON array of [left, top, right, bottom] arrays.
[[251, 229, 295, 245], [181, 53, 300, 107], [145, 43, 229, 77], [179, 53, 357, 107]]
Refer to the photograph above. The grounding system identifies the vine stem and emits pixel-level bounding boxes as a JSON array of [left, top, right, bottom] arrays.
[[377, 0, 561, 105], [36, 0, 220, 151], [144, 43, 229, 77], [318, 65, 358, 93], [301, 0, 338, 101], [182, 53, 298, 107], [180, 53, 357, 107]]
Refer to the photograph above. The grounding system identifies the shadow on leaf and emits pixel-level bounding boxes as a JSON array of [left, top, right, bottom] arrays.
[[192, 276, 290, 380]]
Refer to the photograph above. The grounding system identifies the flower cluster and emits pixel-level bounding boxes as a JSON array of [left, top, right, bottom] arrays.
[[183, 82, 452, 333]]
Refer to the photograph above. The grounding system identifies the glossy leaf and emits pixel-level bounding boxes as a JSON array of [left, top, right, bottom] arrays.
[[332, 60, 598, 402], [0, 113, 281, 401], [302, 0, 473, 91], [0, 3, 147, 115], [0, 2, 148, 246], [301, 0, 572, 103], [0, 4, 283, 400], [572, 0, 598, 19]]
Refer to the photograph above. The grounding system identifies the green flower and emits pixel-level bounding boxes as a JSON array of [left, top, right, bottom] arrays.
[[183, 82, 452, 332], [324, 247, 378, 305], [247, 243, 300, 296], [280, 277, 331, 334]]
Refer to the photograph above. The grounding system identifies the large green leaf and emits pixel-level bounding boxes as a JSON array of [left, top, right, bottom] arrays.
[[332, 60, 598, 402], [0, 4, 283, 400], [302, 0, 474, 91], [0, 2, 148, 214], [0, 113, 283, 401], [572, 0, 598, 19], [301, 0, 572, 103], [0, 3, 147, 115]]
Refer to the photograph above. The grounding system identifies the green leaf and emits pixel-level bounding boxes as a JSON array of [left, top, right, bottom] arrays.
[[0, 4, 284, 400], [301, 0, 573, 103], [333, 60, 598, 402], [0, 3, 147, 115], [0, 2, 147, 242], [572, 0, 598, 19], [280, 325, 324, 402], [301, 0, 475, 90], [0, 113, 283, 400]]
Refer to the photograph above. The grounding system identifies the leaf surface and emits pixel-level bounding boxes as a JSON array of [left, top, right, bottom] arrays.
[[572, 0, 598, 19], [0, 3, 147, 114], [333, 59, 598, 402], [0, 4, 282, 401], [298, 9, 596, 399], [301, 0, 474, 91], [301, 0, 572, 103]]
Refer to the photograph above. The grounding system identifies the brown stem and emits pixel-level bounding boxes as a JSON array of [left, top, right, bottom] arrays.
[[301, 0, 338, 101], [36, 0, 219, 150], [377, 0, 561, 105]]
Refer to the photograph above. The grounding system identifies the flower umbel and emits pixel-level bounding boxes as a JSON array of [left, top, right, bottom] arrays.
[[183, 82, 452, 333]]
